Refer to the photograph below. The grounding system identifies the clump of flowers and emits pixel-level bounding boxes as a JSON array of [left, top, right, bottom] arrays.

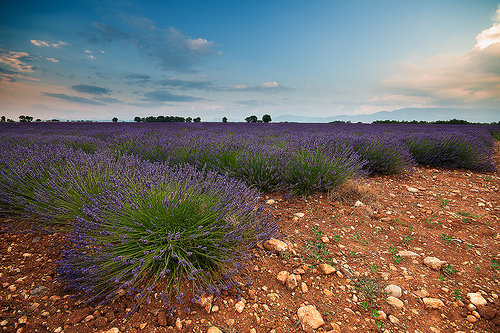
[[54, 163, 277, 314], [0, 143, 277, 313]]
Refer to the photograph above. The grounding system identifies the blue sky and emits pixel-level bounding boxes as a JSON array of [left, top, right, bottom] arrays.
[[1, 0, 499, 121]]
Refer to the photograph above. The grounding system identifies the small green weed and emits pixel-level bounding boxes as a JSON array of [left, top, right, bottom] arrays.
[[389, 246, 404, 264], [440, 233, 453, 244], [437, 276, 446, 282], [454, 290, 462, 301], [442, 264, 457, 276], [371, 264, 379, 273], [353, 276, 383, 306], [302, 226, 330, 266], [492, 259, 500, 271], [437, 194, 449, 208]]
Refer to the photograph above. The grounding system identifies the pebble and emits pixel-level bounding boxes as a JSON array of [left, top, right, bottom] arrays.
[[423, 257, 446, 271], [386, 296, 404, 309], [388, 315, 399, 324], [235, 301, 245, 313], [276, 271, 290, 284], [407, 187, 419, 193], [398, 250, 420, 258], [318, 263, 336, 275], [297, 305, 325, 330], [286, 274, 298, 290], [384, 284, 402, 298], [294, 212, 305, 218], [207, 327, 222, 333], [423, 298, 445, 309], [467, 293, 487, 306], [263, 239, 288, 252], [466, 315, 478, 323]]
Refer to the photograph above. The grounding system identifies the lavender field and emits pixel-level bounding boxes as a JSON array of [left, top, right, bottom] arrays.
[[0, 121, 499, 313]]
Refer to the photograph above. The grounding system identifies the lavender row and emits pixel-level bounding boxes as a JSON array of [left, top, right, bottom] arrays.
[[0, 142, 277, 313], [1, 122, 497, 195]]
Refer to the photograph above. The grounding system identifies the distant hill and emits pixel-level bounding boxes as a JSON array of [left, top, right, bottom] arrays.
[[274, 108, 500, 123]]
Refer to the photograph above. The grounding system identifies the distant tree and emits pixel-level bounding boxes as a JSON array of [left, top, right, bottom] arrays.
[[193, 117, 201, 122], [35, 119, 42, 122], [112, 117, 118, 122], [1, 116, 5, 122], [134, 116, 142, 122], [186, 117, 192, 122], [262, 114, 272, 123], [222, 117, 228, 123], [19, 115, 33, 122], [51, 119, 60, 122], [245, 115, 258, 123], [7, 118, 14, 122]]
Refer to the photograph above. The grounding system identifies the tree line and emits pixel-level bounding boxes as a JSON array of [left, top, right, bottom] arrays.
[[133, 116, 201, 123]]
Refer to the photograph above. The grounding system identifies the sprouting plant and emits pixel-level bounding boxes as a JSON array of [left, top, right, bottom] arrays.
[[332, 235, 340, 242], [442, 264, 457, 276], [353, 235, 360, 241], [437, 194, 449, 207], [425, 218, 435, 227], [360, 301, 369, 311], [440, 233, 453, 244], [454, 290, 462, 301], [371, 264, 379, 273], [389, 246, 404, 264], [353, 276, 383, 306], [374, 226, 382, 233], [476, 267, 481, 271], [302, 226, 330, 266], [437, 276, 446, 282], [467, 244, 473, 249], [492, 259, 500, 271], [374, 319, 384, 330]]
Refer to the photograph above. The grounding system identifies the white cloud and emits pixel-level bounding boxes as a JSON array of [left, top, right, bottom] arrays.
[[46, 57, 59, 63], [494, 5, 500, 23], [382, 14, 500, 107], [30, 40, 66, 48], [475, 23, 500, 49], [0, 49, 33, 72], [229, 81, 291, 93]]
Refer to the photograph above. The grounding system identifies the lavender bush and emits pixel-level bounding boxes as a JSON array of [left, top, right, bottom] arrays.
[[0, 142, 277, 312]]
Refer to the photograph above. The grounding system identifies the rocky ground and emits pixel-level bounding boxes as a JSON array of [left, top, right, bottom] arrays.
[[1, 143, 500, 333]]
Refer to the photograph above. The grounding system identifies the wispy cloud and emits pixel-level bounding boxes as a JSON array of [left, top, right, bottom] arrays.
[[30, 40, 66, 48], [235, 100, 274, 106], [46, 57, 59, 63], [226, 81, 293, 93], [43, 92, 105, 105], [0, 49, 34, 72], [142, 90, 205, 102], [382, 7, 500, 106], [72, 84, 111, 95], [83, 15, 221, 73]]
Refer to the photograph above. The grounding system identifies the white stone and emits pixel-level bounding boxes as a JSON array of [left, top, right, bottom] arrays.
[[297, 305, 325, 330], [384, 285, 402, 298], [207, 327, 222, 333], [398, 250, 420, 258], [423, 257, 446, 270], [386, 296, 404, 309], [467, 293, 487, 306], [263, 238, 288, 252], [423, 298, 445, 309], [407, 187, 419, 193]]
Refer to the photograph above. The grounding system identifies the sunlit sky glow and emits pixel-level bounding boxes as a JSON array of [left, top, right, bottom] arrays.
[[1, 0, 499, 122]]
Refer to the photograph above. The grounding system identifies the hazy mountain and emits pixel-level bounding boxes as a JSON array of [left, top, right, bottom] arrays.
[[274, 108, 500, 123]]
